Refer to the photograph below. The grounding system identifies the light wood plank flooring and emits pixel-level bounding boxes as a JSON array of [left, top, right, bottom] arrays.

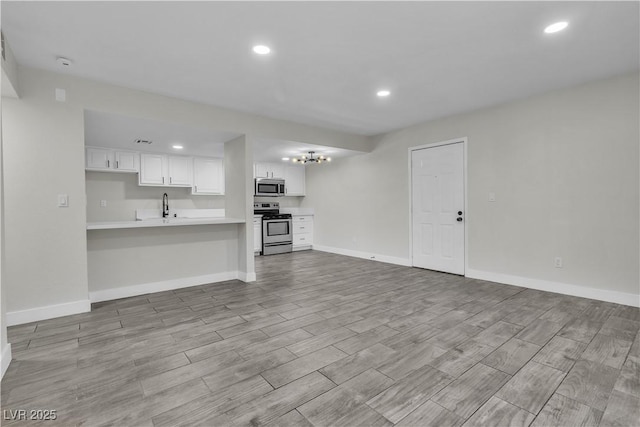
[[2, 250, 638, 426]]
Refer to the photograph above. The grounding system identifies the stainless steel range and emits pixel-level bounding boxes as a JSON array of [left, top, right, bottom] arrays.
[[254, 202, 292, 255]]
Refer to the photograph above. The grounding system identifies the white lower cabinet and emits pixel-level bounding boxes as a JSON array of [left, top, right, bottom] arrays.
[[292, 215, 313, 251], [254, 216, 262, 254]]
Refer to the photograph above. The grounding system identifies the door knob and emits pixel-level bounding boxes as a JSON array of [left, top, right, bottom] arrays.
[[458, 211, 463, 215], [457, 217, 463, 222]]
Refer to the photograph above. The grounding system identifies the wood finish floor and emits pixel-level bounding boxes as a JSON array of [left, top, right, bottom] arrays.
[[2, 250, 639, 426]]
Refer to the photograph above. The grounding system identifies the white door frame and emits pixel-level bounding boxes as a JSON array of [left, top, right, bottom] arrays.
[[408, 137, 469, 275]]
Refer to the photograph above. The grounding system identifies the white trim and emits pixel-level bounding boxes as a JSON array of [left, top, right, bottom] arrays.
[[408, 137, 468, 274], [466, 268, 640, 308], [1, 343, 12, 379], [313, 245, 411, 267], [89, 272, 239, 303], [6, 300, 91, 326], [238, 272, 257, 282]]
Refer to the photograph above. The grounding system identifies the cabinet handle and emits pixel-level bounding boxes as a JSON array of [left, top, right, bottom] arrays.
[[170, 177, 172, 184], [195, 185, 198, 192], [116, 161, 119, 169], [162, 177, 165, 184], [107, 160, 110, 168]]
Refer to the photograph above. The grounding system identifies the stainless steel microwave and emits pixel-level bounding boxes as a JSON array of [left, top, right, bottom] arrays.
[[255, 178, 285, 197]]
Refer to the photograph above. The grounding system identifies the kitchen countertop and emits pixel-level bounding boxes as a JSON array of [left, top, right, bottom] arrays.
[[87, 217, 246, 230], [281, 208, 314, 216]]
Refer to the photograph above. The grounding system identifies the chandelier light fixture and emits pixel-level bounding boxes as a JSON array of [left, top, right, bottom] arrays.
[[292, 151, 331, 164]]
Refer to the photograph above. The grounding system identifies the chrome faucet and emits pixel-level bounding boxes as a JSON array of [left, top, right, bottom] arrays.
[[162, 193, 169, 218]]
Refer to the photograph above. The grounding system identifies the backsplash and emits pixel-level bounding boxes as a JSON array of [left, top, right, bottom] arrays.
[[86, 172, 224, 222], [253, 196, 303, 208]]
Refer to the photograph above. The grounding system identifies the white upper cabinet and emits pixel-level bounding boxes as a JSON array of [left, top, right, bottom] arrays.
[[139, 153, 167, 186], [254, 162, 305, 196], [139, 154, 193, 187], [86, 147, 113, 170], [168, 155, 193, 186], [114, 151, 139, 172], [192, 157, 224, 195], [255, 162, 284, 179], [284, 165, 305, 196], [86, 147, 139, 172]]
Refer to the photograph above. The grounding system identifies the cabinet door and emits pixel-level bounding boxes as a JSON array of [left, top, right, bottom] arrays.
[[139, 153, 166, 185], [253, 220, 262, 252], [292, 216, 313, 250], [193, 158, 224, 194], [255, 162, 285, 178], [114, 151, 139, 172], [168, 156, 193, 186], [284, 165, 305, 196], [254, 163, 271, 178], [270, 163, 285, 179], [86, 147, 113, 170]]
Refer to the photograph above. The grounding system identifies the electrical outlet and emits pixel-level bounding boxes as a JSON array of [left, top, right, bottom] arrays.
[[554, 257, 563, 268], [100, 200, 107, 207]]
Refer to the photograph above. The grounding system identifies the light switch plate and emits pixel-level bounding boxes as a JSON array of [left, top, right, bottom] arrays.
[[58, 194, 69, 207], [55, 88, 66, 102]]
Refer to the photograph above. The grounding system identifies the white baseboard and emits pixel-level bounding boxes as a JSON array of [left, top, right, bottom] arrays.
[[238, 272, 257, 282], [313, 245, 638, 307], [1, 343, 12, 379], [313, 245, 411, 267], [89, 271, 240, 303], [6, 299, 91, 326], [466, 268, 640, 308]]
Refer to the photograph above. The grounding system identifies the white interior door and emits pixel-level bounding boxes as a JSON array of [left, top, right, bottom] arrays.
[[412, 143, 465, 275]]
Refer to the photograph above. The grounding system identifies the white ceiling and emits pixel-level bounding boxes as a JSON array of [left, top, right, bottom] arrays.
[[252, 138, 362, 163], [3, 2, 639, 136], [84, 110, 238, 157], [84, 109, 360, 163]]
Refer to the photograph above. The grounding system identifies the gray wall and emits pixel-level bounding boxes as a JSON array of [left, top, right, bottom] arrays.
[[3, 69, 89, 313], [87, 225, 239, 294], [1, 92, 10, 377], [303, 72, 640, 299], [2, 66, 367, 319]]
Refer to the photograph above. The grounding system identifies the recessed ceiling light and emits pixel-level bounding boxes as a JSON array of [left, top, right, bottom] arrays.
[[252, 45, 271, 55], [544, 21, 569, 34], [172, 145, 184, 150], [282, 157, 290, 161], [377, 90, 391, 97]]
